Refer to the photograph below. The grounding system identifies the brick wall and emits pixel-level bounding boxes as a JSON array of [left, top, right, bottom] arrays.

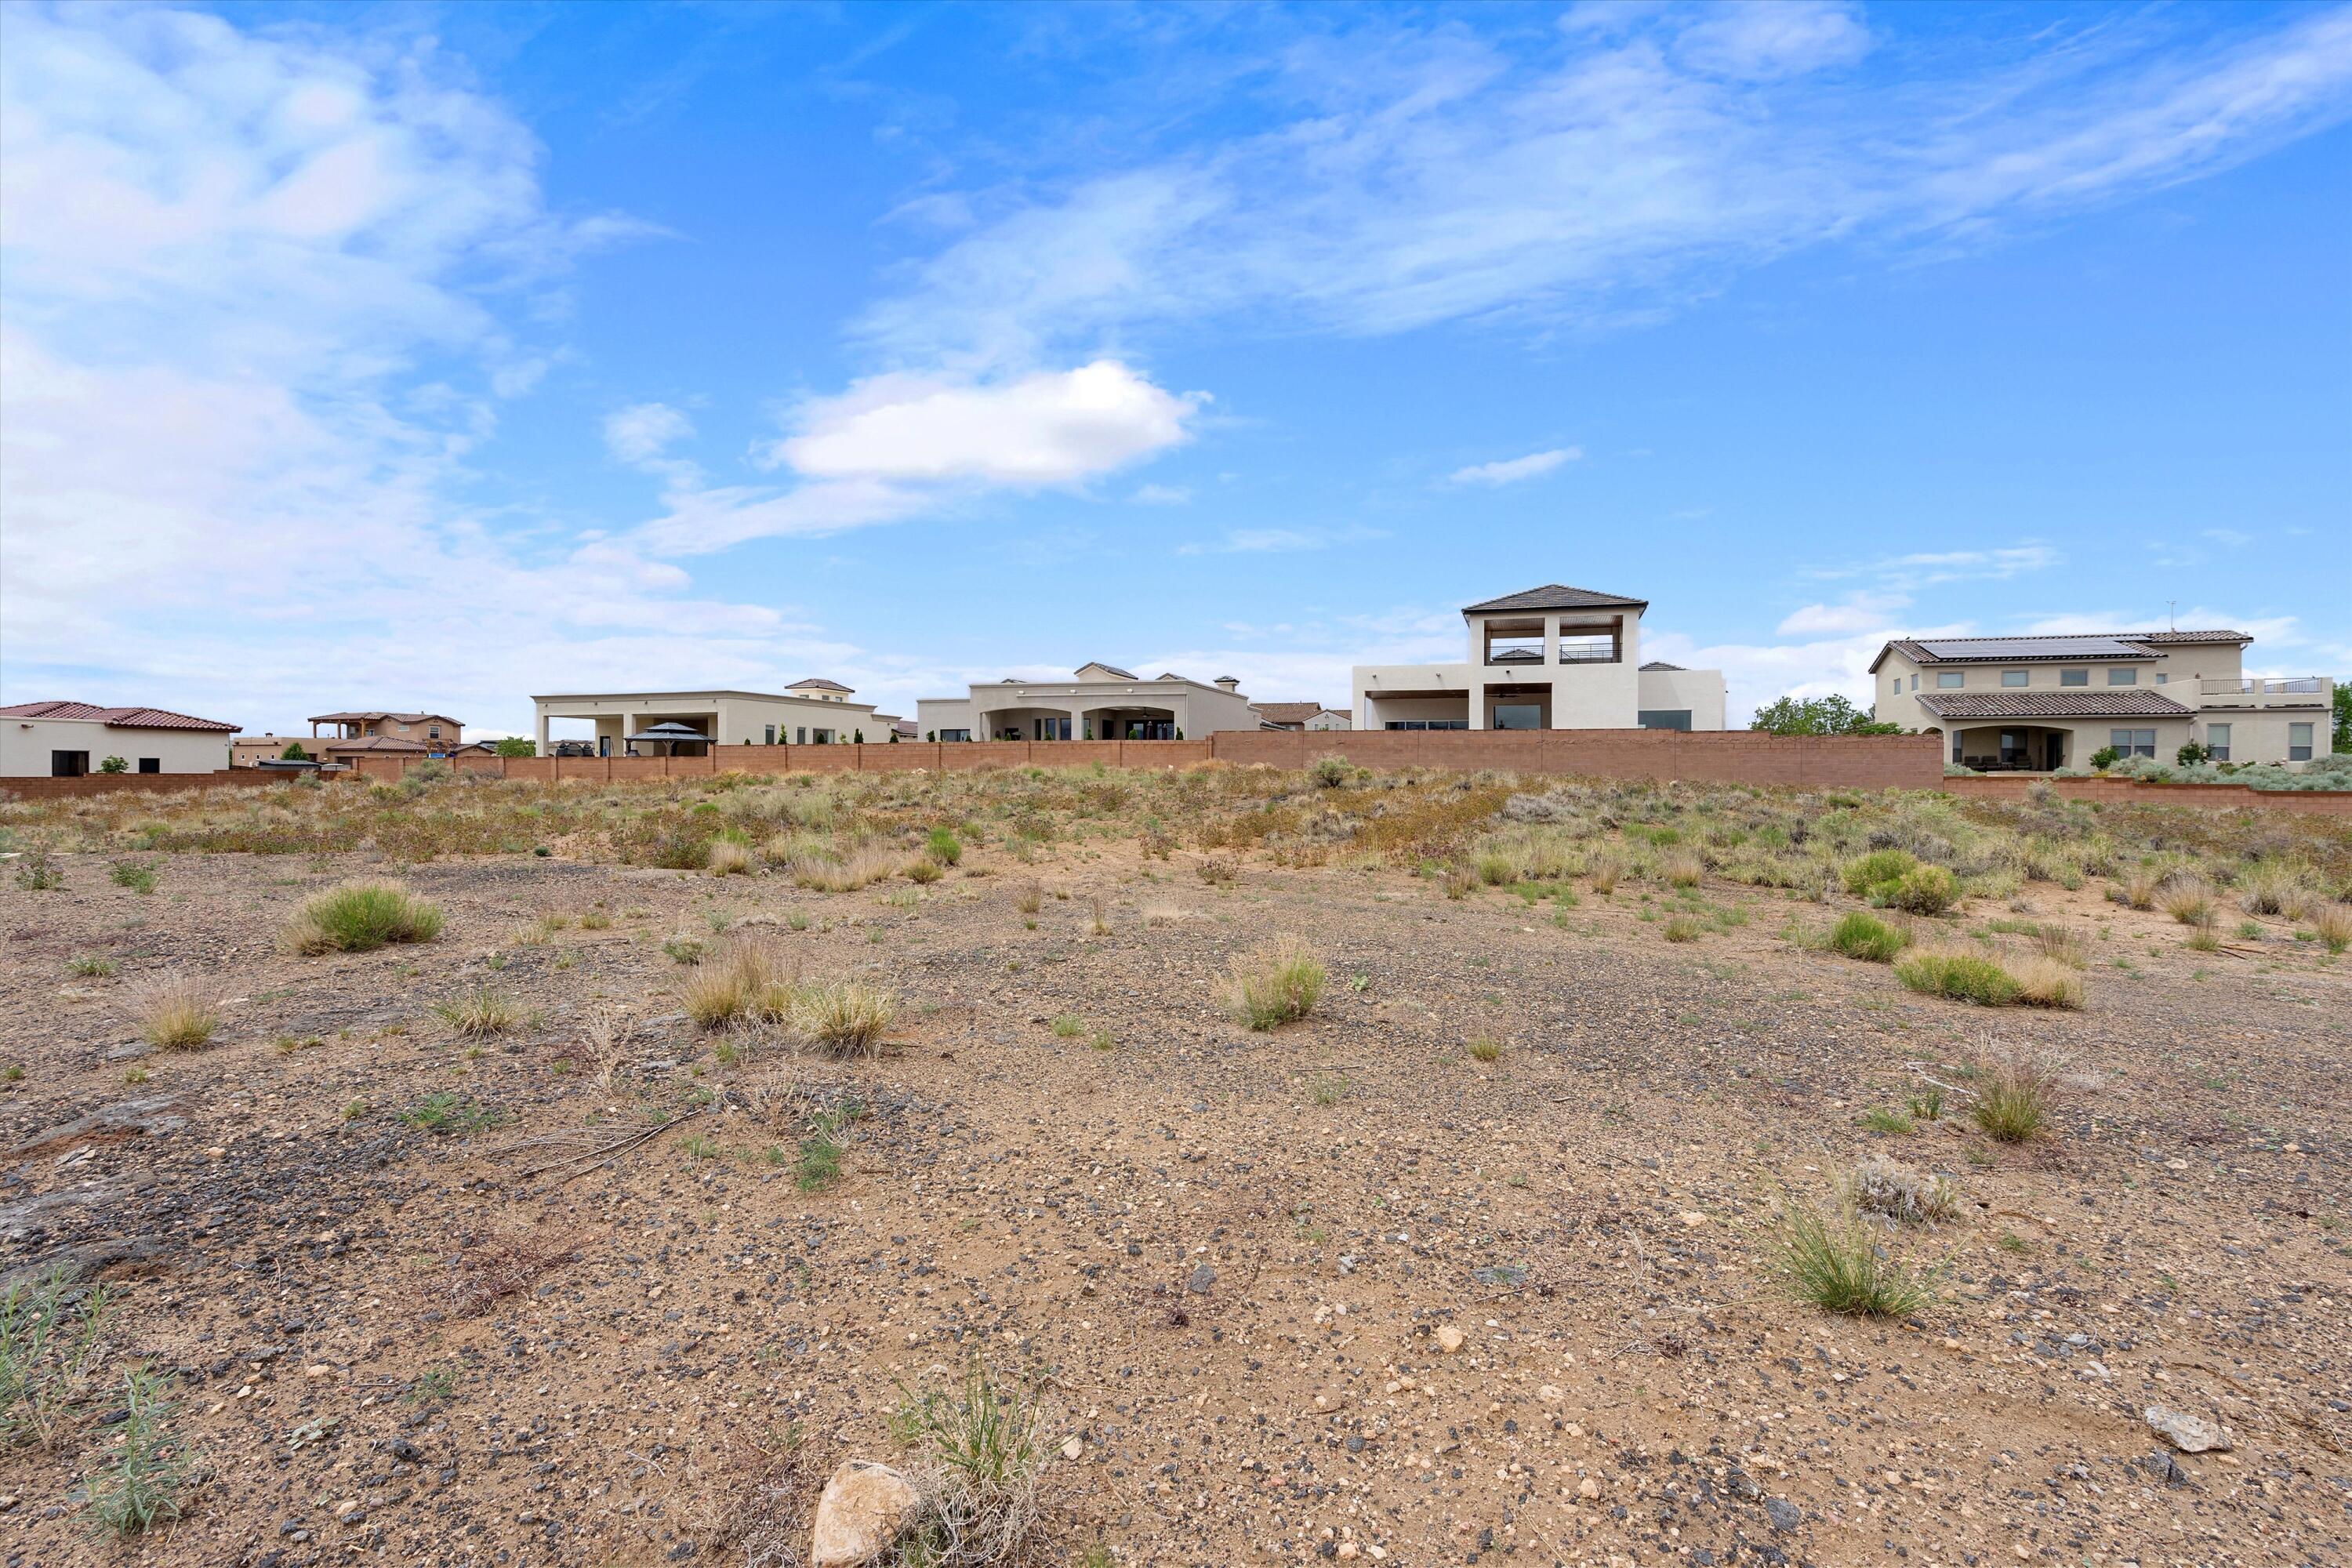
[[0, 769, 288, 800], [1209, 728, 1944, 789]]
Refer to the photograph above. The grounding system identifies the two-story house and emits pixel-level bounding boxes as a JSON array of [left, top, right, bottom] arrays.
[[301, 710, 465, 766], [1349, 585, 1727, 731], [1868, 631, 2331, 771]]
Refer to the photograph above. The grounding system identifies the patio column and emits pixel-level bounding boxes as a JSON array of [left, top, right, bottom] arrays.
[[535, 710, 550, 756], [1542, 615, 1560, 666], [1466, 679, 1487, 729]]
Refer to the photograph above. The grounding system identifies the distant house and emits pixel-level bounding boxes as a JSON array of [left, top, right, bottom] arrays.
[[1870, 630, 2332, 771], [303, 711, 465, 765], [1, 701, 238, 776], [917, 665, 1258, 741], [1351, 584, 1728, 731], [531, 681, 906, 755], [1251, 702, 1352, 732]]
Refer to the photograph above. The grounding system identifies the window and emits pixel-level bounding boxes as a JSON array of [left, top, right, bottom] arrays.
[[1490, 703, 1543, 730], [1936, 671, 1964, 689], [2107, 667, 2137, 685], [2109, 728, 2156, 758], [1951, 731, 1964, 764], [2154, 673, 2166, 684], [1034, 717, 1071, 741], [1637, 710, 1692, 731], [764, 724, 775, 746], [2001, 670, 2029, 688], [49, 750, 89, 778], [938, 728, 971, 742], [1385, 720, 1468, 731], [138, 757, 160, 774], [2060, 669, 2088, 687], [2289, 722, 2314, 762], [795, 727, 806, 745], [2205, 723, 2230, 762], [428, 725, 441, 739], [1908, 674, 1918, 691]]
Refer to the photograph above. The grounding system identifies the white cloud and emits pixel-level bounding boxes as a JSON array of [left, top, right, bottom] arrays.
[[765, 361, 1199, 486], [852, 7, 2352, 366], [604, 402, 694, 464], [1131, 483, 1192, 506], [1775, 591, 1912, 637], [1449, 447, 1580, 486], [2201, 527, 2254, 546], [1816, 544, 2063, 588], [1175, 526, 1388, 557]]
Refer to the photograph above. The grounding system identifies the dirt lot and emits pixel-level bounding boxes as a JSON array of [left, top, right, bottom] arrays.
[[0, 767, 2347, 1567]]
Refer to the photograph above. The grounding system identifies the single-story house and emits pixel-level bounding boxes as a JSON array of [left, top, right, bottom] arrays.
[[2, 701, 238, 776]]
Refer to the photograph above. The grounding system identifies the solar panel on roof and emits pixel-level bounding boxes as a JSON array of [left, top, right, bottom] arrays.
[[1914, 637, 2148, 659]]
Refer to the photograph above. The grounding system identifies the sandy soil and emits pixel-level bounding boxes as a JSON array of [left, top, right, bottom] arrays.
[[1, 830, 2347, 1568]]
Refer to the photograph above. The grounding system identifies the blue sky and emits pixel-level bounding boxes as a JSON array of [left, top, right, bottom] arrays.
[[4, 1, 2348, 736]]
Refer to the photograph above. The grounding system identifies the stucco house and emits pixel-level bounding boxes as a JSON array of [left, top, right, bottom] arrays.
[[1250, 702, 1352, 732], [1868, 630, 2331, 771], [1350, 585, 1728, 731], [917, 665, 1258, 741], [531, 682, 906, 755], [2, 701, 238, 776]]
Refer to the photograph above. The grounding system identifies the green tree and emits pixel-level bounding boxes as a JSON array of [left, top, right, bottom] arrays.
[[1748, 695, 1903, 736], [280, 741, 310, 761], [2334, 681, 2350, 753], [493, 737, 536, 757], [98, 755, 129, 774]]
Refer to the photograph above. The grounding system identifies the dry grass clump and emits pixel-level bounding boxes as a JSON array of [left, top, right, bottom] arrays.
[[2236, 860, 2310, 918], [2034, 924, 2089, 969], [1011, 879, 1043, 914], [2116, 866, 2161, 910], [2161, 880, 2214, 925], [1893, 947, 2020, 1005], [130, 975, 219, 1049], [1466, 1036, 1501, 1063], [1587, 855, 1622, 895], [1969, 1049, 2056, 1142], [1228, 939, 1326, 1031], [790, 847, 902, 893], [1661, 914, 1703, 942], [280, 880, 444, 955], [705, 837, 754, 877], [1195, 856, 1237, 886], [1849, 1156, 1961, 1225], [1775, 1200, 1938, 1318], [889, 1353, 1050, 1566], [1827, 910, 1907, 962], [1662, 851, 1704, 889], [434, 985, 522, 1036], [2009, 953, 2084, 1008], [682, 941, 788, 1029], [2312, 903, 2352, 956], [790, 980, 897, 1057]]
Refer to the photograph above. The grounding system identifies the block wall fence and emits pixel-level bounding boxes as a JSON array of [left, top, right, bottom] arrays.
[[8, 730, 2348, 812]]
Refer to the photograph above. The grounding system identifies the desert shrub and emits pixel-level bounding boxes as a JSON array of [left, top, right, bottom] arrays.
[[683, 942, 783, 1029], [1970, 1051, 2055, 1142], [1475, 851, 1516, 887], [890, 1354, 1049, 1566], [84, 1366, 191, 1537], [1229, 939, 1325, 1031], [1662, 851, 1704, 889], [1441, 864, 1479, 900], [2009, 955, 2083, 1008], [2, 1267, 117, 1448], [1012, 879, 1044, 913], [401, 1091, 499, 1134], [1880, 863, 1960, 914], [1775, 1200, 1938, 1318], [434, 986, 521, 1036], [1587, 855, 1621, 895], [1850, 1157, 1961, 1225], [2034, 924, 2089, 968], [2115, 866, 2160, 909], [1662, 915, 1703, 942], [1309, 755, 1352, 789], [281, 881, 445, 955], [1842, 848, 1918, 895], [926, 826, 964, 866], [706, 837, 754, 877], [2237, 860, 2308, 917], [108, 860, 157, 894], [130, 976, 218, 1049], [1828, 911, 1907, 962], [1195, 857, 1236, 886], [1893, 948, 2020, 1006], [790, 848, 901, 893], [1466, 1036, 1501, 1063]]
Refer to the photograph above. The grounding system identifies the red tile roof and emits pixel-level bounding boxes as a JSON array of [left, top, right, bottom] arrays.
[[1916, 691, 2194, 720], [0, 700, 237, 731]]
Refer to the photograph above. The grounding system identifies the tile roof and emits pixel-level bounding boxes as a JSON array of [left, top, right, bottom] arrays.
[[1250, 702, 1327, 724], [787, 678, 852, 692], [318, 735, 431, 753], [1075, 662, 1138, 681], [307, 710, 462, 725], [0, 700, 237, 731], [1916, 691, 2194, 720], [1463, 584, 1649, 614], [1639, 661, 1686, 671]]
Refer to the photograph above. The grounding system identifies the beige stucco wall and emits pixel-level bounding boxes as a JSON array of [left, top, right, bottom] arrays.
[[2, 718, 230, 776], [1636, 668, 1727, 731], [534, 691, 888, 753], [918, 677, 1257, 741]]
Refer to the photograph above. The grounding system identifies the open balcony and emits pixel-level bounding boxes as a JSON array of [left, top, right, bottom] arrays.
[[2198, 676, 2332, 710]]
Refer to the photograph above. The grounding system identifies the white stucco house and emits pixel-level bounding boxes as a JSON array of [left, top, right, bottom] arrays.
[[1, 701, 238, 776], [917, 664, 1259, 741], [532, 679, 907, 755], [1350, 585, 1728, 731], [1870, 630, 2331, 771]]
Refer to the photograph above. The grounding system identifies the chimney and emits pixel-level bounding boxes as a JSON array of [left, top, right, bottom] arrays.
[[1214, 676, 1240, 691]]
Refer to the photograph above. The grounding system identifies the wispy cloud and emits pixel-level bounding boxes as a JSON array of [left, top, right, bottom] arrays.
[[1813, 544, 2063, 589], [1175, 525, 1388, 556], [1449, 447, 1580, 486]]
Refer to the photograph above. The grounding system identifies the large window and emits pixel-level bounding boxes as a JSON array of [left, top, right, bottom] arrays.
[[1034, 717, 1071, 741], [2001, 670, 2029, 688], [1490, 703, 1544, 730], [2204, 723, 2230, 761], [2060, 669, 2088, 687], [1936, 671, 1965, 689], [937, 729, 970, 742], [1385, 720, 1468, 731], [2289, 723, 2314, 762], [2107, 667, 2137, 685], [764, 724, 775, 745], [49, 750, 88, 777], [138, 758, 160, 774], [2109, 728, 2156, 758], [1637, 710, 1693, 731]]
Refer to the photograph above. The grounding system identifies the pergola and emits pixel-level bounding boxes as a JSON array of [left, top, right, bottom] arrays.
[[622, 721, 710, 757]]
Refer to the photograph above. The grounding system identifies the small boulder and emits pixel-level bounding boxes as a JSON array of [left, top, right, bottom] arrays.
[[810, 1460, 921, 1567], [2144, 1406, 2232, 1454], [1433, 1325, 1465, 1354]]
